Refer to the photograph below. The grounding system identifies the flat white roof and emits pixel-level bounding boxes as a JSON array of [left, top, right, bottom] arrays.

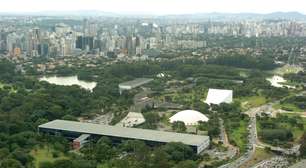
[[39, 120, 209, 146], [205, 88, 233, 105]]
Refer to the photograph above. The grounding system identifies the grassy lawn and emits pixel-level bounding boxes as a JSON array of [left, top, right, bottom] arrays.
[[273, 103, 304, 112], [163, 88, 207, 107], [30, 146, 68, 168], [98, 164, 111, 168], [273, 65, 303, 76], [173, 92, 193, 104], [0, 82, 17, 93], [227, 120, 248, 153], [239, 71, 248, 78], [239, 96, 267, 109], [240, 148, 274, 168], [292, 129, 304, 143]]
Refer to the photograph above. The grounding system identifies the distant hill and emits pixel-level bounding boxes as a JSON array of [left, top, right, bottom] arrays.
[[0, 10, 118, 17], [265, 12, 306, 20], [161, 12, 306, 21], [0, 11, 305, 21]]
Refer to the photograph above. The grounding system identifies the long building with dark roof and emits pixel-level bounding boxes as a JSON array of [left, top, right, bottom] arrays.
[[38, 120, 210, 154]]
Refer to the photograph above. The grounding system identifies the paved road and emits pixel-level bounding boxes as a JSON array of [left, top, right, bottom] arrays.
[[219, 103, 301, 168], [217, 91, 305, 168], [219, 107, 260, 168], [218, 105, 274, 168]]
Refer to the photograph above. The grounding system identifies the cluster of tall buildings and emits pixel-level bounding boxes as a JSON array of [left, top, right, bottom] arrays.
[[205, 21, 306, 37], [1, 17, 306, 59], [0, 20, 169, 58]]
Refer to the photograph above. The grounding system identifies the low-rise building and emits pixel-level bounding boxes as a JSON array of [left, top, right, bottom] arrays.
[[119, 78, 153, 94], [39, 120, 210, 154]]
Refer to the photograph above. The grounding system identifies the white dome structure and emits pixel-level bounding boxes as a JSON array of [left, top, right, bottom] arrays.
[[169, 110, 209, 126]]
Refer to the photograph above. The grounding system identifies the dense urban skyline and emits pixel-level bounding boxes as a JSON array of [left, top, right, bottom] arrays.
[[1, 0, 306, 15]]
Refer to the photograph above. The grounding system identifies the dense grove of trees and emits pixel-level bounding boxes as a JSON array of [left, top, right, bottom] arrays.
[[0, 59, 134, 167], [0, 46, 301, 168], [0, 59, 18, 82], [172, 121, 187, 133], [0, 132, 69, 168], [284, 72, 306, 84], [141, 112, 161, 129], [260, 129, 293, 142], [257, 114, 304, 146], [207, 55, 278, 70], [38, 138, 198, 168], [198, 113, 220, 138]]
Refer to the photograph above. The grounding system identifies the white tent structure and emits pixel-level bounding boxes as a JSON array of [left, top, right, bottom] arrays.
[[169, 110, 209, 126], [205, 89, 233, 105]]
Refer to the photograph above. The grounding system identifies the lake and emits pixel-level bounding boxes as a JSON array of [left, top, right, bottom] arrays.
[[39, 76, 97, 92]]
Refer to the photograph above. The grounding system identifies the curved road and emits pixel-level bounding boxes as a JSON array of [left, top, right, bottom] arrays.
[[219, 103, 301, 168], [218, 106, 262, 168]]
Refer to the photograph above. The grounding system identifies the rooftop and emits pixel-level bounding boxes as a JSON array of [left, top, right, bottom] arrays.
[[119, 78, 153, 88], [170, 110, 209, 125], [205, 88, 233, 105], [39, 120, 209, 146]]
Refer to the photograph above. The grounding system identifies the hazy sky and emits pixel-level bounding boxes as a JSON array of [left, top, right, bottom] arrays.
[[1, 0, 306, 15]]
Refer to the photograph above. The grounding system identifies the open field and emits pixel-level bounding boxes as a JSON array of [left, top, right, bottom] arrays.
[[273, 65, 303, 76], [273, 103, 304, 112], [240, 96, 267, 109]]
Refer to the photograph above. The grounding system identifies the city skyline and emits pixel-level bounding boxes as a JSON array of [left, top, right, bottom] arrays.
[[1, 0, 306, 15]]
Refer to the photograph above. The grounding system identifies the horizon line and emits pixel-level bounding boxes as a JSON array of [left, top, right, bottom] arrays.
[[0, 10, 305, 16]]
